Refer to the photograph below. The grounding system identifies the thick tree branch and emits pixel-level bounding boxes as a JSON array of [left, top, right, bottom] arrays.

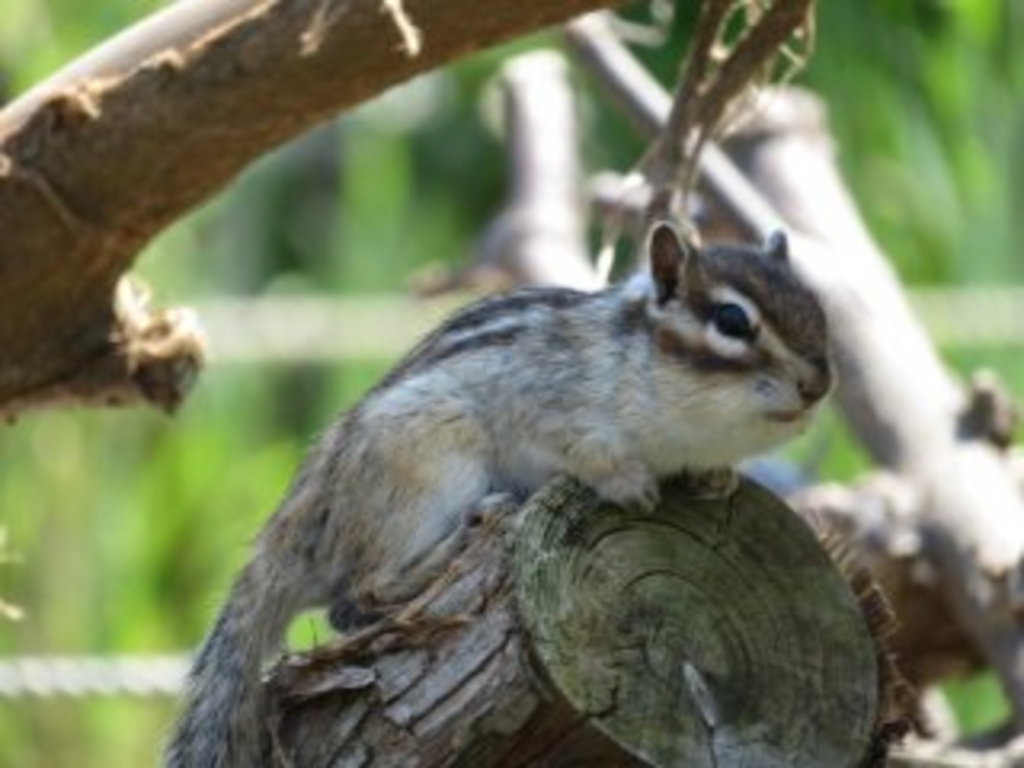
[[0, 0, 622, 417]]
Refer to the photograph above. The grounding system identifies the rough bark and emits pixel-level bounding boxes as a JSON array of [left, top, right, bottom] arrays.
[[270, 475, 884, 767], [0, 0, 622, 418]]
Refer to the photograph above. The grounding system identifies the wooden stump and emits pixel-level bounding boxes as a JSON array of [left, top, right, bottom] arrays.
[[267, 475, 883, 767]]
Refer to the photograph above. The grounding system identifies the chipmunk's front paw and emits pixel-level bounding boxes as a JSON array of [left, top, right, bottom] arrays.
[[467, 491, 523, 526], [593, 465, 660, 512], [675, 467, 739, 499]]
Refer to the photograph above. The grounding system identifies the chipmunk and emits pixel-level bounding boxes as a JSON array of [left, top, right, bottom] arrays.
[[164, 221, 831, 767]]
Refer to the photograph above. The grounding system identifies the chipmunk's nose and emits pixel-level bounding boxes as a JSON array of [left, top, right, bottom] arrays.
[[798, 357, 832, 404]]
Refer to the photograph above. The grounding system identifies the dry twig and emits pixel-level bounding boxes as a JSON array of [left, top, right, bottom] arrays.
[[643, 0, 814, 219]]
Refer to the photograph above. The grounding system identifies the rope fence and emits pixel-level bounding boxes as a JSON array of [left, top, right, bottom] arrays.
[[193, 287, 1024, 364]]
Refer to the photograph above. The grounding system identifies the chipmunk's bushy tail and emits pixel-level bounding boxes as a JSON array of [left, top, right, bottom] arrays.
[[164, 559, 302, 768]]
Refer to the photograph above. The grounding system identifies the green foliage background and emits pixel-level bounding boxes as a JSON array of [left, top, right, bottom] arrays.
[[1, 1, 1022, 765]]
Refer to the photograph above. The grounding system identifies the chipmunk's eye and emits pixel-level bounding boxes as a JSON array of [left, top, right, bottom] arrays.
[[711, 302, 757, 341]]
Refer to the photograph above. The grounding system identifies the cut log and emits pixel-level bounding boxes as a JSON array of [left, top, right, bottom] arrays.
[[268, 475, 884, 767]]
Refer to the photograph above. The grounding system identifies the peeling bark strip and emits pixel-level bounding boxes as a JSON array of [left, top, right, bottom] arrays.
[[270, 476, 883, 766], [0, 0, 622, 416], [381, 0, 423, 56], [0, 278, 205, 423]]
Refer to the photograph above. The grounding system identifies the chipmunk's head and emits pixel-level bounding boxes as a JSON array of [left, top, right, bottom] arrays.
[[641, 221, 832, 464]]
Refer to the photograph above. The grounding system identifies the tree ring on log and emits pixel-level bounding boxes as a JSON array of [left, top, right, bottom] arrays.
[[513, 473, 879, 768]]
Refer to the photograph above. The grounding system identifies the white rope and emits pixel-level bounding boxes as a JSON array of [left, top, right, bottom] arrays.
[[188, 288, 1024, 365], [0, 654, 190, 698]]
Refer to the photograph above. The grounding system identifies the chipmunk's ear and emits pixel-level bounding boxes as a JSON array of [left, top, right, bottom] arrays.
[[764, 230, 789, 264], [648, 221, 700, 305]]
